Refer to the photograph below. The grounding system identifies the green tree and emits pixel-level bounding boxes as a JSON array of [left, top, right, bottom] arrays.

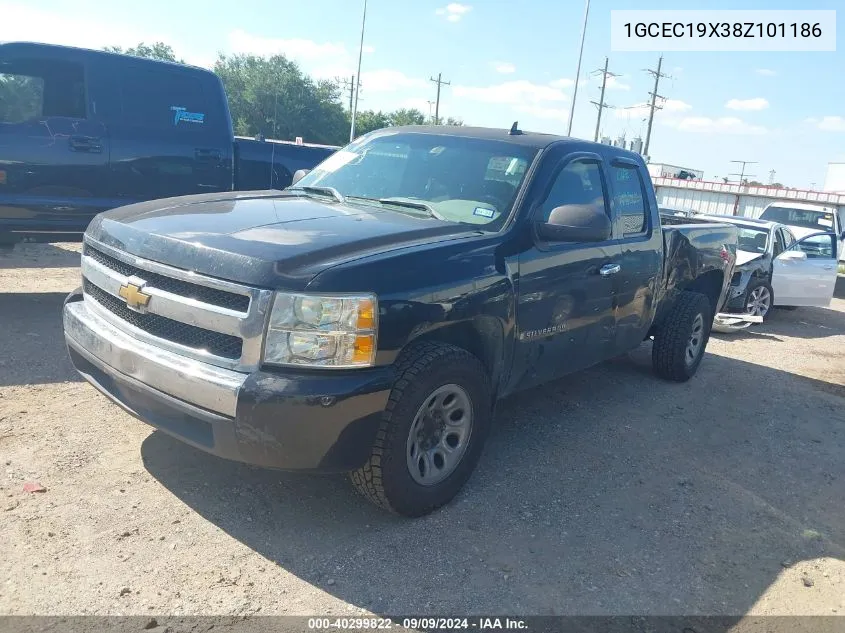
[[388, 108, 426, 127], [105, 42, 183, 63], [442, 116, 464, 126], [214, 53, 348, 145], [351, 110, 391, 136], [0, 73, 42, 123]]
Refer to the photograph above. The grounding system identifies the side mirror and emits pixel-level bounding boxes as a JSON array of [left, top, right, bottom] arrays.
[[291, 169, 310, 186], [536, 204, 611, 243], [778, 249, 807, 261], [839, 229, 845, 240]]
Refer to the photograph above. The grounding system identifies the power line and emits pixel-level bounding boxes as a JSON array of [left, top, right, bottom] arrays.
[[642, 55, 669, 159], [429, 73, 451, 125], [729, 160, 757, 184], [590, 57, 618, 142]]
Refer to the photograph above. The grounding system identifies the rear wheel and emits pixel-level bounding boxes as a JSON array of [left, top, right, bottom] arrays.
[[652, 291, 713, 382], [350, 342, 493, 517], [744, 280, 773, 321]]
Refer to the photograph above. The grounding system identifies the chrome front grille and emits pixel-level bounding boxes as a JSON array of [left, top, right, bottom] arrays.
[[80, 238, 274, 371]]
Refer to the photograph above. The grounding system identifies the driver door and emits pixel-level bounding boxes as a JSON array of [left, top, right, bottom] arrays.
[[772, 233, 838, 307]]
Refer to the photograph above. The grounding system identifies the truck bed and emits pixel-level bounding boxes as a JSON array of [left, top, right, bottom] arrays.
[[653, 217, 739, 326], [234, 137, 338, 191]]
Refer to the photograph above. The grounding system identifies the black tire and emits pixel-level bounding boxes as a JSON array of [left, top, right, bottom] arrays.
[[350, 342, 493, 517], [652, 291, 712, 382], [743, 279, 774, 321]]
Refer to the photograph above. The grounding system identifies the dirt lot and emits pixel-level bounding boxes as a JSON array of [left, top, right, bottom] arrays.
[[0, 243, 843, 618]]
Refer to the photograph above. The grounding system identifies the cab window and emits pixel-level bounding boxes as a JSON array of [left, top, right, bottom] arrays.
[[609, 165, 648, 236]]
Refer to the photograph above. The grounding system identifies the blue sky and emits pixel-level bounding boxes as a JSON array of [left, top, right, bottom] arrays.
[[1, 0, 842, 187]]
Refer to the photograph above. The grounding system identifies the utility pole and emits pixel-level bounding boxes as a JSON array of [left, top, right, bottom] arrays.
[[429, 73, 451, 125], [349, 0, 367, 142], [338, 75, 358, 112], [590, 57, 618, 142], [768, 169, 776, 185], [642, 55, 669, 159], [729, 160, 757, 185]]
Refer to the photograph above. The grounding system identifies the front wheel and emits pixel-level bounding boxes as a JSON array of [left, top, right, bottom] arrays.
[[350, 342, 493, 517], [744, 280, 773, 321], [652, 291, 713, 382]]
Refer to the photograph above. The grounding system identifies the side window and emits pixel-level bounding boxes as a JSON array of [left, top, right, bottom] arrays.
[[541, 159, 607, 224], [0, 59, 86, 123], [609, 165, 648, 236], [795, 234, 835, 259], [773, 229, 786, 256], [119, 66, 206, 131], [782, 228, 796, 248]]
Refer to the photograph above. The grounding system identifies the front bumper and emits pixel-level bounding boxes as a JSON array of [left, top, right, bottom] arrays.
[[63, 291, 393, 472]]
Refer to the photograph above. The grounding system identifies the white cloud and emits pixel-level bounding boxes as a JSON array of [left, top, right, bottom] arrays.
[[725, 98, 769, 111], [228, 30, 348, 60], [667, 117, 768, 135], [363, 45, 376, 54], [0, 3, 174, 56], [755, 68, 777, 77], [360, 70, 426, 93], [614, 99, 692, 119], [816, 116, 845, 132], [605, 76, 631, 91], [435, 3, 472, 22], [453, 80, 569, 105], [492, 62, 516, 74]]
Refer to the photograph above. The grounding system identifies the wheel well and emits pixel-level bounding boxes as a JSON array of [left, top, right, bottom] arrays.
[[685, 270, 724, 315], [411, 320, 503, 391]]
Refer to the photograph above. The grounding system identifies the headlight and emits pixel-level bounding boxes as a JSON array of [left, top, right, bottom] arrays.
[[263, 293, 377, 368]]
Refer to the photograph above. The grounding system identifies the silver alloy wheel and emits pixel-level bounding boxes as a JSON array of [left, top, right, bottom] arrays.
[[746, 285, 771, 317], [685, 313, 705, 367], [406, 383, 473, 486]]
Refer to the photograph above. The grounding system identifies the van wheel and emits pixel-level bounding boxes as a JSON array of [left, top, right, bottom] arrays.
[[652, 291, 712, 382], [350, 342, 493, 517]]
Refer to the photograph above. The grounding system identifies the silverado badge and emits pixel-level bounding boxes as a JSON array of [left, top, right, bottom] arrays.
[[118, 279, 151, 311]]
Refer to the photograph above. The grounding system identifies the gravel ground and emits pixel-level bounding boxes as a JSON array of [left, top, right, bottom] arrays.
[[0, 243, 843, 619]]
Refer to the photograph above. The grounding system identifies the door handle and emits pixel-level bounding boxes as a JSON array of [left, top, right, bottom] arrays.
[[599, 263, 621, 277], [68, 135, 103, 153]]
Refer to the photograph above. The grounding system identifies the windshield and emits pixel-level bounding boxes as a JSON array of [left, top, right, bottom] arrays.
[[760, 206, 836, 231], [293, 132, 537, 230], [735, 227, 769, 254]]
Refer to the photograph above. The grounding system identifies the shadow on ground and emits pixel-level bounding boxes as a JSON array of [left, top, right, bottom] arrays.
[[0, 292, 81, 386], [713, 304, 845, 342], [0, 243, 81, 269], [141, 345, 845, 616]]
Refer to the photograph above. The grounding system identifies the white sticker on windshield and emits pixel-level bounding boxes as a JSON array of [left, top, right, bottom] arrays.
[[473, 207, 495, 218], [818, 218, 833, 228], [316, 150, 358, 172]]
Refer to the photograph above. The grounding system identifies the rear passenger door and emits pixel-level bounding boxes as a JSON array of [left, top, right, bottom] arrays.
[[0, 55, 111, 233], [606, 158, 662, 356], [106, 61, 232, 204]]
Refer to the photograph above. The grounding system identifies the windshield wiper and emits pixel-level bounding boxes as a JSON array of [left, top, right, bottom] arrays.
[[375, 198, 447, 221], [292, 186, 346, 203]]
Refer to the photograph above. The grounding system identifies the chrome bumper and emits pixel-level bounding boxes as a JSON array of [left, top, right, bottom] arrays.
[[63, 299, 247, 417]]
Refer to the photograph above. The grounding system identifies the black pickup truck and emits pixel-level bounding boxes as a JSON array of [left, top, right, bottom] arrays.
[[0, 41, 337, 245], [62, 125, 737, 517]]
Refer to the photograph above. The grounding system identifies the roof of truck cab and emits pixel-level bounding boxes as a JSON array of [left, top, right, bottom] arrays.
[[696, 214, 779, 230], [379, 125, 636, 153], [0, 41, 214, 74]]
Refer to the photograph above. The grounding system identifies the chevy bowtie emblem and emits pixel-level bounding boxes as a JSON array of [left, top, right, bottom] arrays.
[[118, 279, 151, 311]]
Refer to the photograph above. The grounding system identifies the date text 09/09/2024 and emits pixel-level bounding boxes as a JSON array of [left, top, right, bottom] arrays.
[[307, 618, 529, 630]]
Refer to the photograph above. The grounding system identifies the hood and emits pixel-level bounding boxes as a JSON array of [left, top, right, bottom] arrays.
[[735, 249, 764, 267], [85, 191, 476, 289]]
